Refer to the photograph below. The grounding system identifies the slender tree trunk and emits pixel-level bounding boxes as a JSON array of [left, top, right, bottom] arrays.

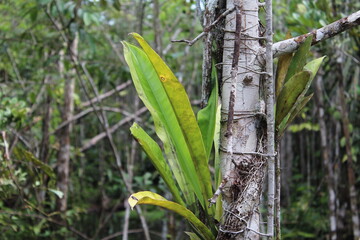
[[56, 33, 78, 212], [217, 1, 267, 239], [152, 0, 162, 55], [315, 74, 337, 240], [338, 76, 360, 239]]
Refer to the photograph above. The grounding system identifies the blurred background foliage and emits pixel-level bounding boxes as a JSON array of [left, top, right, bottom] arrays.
[[0, 0, 359, 239]]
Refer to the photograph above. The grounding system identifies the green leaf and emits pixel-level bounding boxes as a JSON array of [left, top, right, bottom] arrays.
[[276, 71, 311, 128], [48, 189, 64, 199], [185, 232, 202, 240], [130, 33, 213, 209], [123, 42, 195, 206], [276, 32, 293, 98], [83, 12, 91, 26], [304, 56, 326, 81], [197, 65, 218, 160], [276, 52, 293, 98], [13, 146, 56, 179], [124, 34, 213, 212], [284, 36, 313, 83], [128, 191, 215, 240], [278, 94, 313, 138], [130, 123, 185, 206]]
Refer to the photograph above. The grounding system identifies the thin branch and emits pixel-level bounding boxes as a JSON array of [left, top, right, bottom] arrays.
[[171, 7, 235, 46], [80, 107, 147, 152], [81, 80, 132, 107], [265, 0, 275, 239], [273, 10, 360, 57]]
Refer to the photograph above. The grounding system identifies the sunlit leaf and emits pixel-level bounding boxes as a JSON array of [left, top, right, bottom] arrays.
[[128, 191, 215, 240], [125, 34, 213, 212], [130, 123, 185, 206], [185, 232, 202, 240], [48, 189, 64, 199], [123, 42, 195, 206]]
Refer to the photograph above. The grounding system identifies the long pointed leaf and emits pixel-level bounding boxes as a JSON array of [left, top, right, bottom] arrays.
[[13, 146, 56, 179], [130, 123, 185, 206], [128, 191, 215, 240], [304, 56, 326, 81], [278, 94, 314, 138], [276, 71, 311, 128], [276, 32, 293, 98], [276, 53, 293, 98], [129, 33, 213, 210], [197, 65, 218, 160], [123, 43, 195, 205], [284, 36, 313, 83]]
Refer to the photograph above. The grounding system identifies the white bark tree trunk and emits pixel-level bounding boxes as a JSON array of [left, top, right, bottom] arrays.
[[217, 1, 266, 239]]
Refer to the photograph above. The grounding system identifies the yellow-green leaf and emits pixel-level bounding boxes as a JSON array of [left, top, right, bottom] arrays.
[[277, 94, 313, 138], [130, 123, 185, 206], [276, 71, 311, 128], [128, 191, 215, 240], [304, 56, 326, 81], [123, 42, 195, 205], [129, 33, 213, 212], [276, 53, 293, 98], [185, 232, 202, 240]]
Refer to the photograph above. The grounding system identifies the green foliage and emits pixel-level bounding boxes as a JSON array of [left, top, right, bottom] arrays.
[[275, 36, 325, 138], [124, 34, 218, 238], [0, 93, 28, 130], [197, 64, 219, 161], [128, 191, 215, 240]]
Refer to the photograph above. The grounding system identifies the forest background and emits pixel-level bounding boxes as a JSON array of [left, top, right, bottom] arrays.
[[0, 0, 359, 239]]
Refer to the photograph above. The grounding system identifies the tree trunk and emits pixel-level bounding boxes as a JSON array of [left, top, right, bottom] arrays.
[[315, 74, 337, 240], [56, 33, 78, 212], [338, 75, 360, 239], [217, 0, 266, 239]]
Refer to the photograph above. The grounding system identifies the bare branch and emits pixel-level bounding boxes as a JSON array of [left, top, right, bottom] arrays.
[[81, 80, 132, 107], [171, 7, 235, 46], [80, 107, 147, 152], [273, 10, 360, 58]]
